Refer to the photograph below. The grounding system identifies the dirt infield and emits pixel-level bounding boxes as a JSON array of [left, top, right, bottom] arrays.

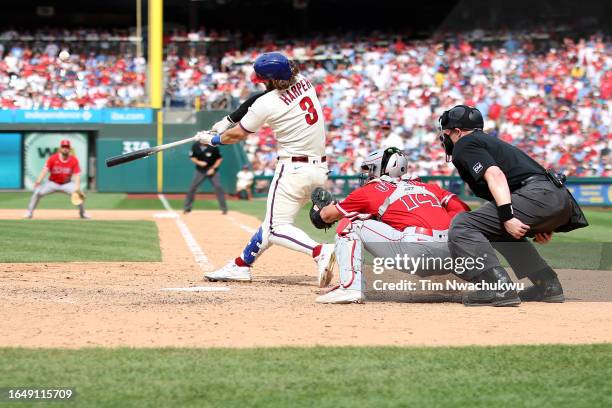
[[0, 208, 611, 348]]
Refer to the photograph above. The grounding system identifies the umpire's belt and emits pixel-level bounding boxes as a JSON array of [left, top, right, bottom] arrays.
[[278, 156, 326, 164], [403, 226, 448, 242], [518, 174, 550, 187]]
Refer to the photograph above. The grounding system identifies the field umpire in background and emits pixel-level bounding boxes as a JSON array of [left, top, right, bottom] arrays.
[[439, 105, 587, 307], [183, 141, 227, 214]]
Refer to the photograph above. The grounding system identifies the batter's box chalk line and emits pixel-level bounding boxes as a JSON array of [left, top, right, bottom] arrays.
[[227, 216, 257, 234], [153, 212, 178, 219], [157, 193, 214, 271], [161, 286, 231, 292]]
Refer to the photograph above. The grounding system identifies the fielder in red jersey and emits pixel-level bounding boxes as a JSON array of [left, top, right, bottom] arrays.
[[25, 139, 89, 219], [45, 152, 81, 185]]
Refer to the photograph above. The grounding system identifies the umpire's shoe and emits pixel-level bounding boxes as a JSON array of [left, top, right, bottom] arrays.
[[462, 267, 521, 307], [519, 277, 564, 303]]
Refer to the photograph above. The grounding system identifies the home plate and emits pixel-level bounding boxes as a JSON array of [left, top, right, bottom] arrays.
[[161, 286, 230, 292]]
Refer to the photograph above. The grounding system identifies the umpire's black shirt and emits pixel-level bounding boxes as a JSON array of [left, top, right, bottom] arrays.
[[189, 143, 221, 171], [452, 130, 546, 201]]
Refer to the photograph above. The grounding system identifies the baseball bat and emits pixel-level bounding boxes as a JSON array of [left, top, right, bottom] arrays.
[[105, 135, 199, 168]]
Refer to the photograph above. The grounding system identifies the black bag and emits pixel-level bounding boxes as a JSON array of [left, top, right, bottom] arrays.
[[555, 189, 589, 233], [545, 169, 589, 233]]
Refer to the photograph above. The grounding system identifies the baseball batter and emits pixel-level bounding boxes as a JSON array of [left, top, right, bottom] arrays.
[[196, 52, 335, 284], [25, 139, 89, 219], [311, 147, 470, 303]]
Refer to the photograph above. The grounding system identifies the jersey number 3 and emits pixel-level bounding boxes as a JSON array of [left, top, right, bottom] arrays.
[[299, 96, 318, 125]]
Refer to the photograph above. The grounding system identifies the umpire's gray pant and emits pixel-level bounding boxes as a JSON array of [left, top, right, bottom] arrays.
[[448, 181, 572, 280], [27, 181, 85, 216], [184, 170, 227, 212]]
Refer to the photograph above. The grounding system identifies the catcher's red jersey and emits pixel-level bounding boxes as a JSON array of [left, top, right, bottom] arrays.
[[335, 178, 456, 231], [45, 153, 80, 185]]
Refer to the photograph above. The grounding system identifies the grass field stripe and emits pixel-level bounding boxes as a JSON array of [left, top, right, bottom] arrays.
[[157, 194, 212, 270], [226, 216, 257, 234]]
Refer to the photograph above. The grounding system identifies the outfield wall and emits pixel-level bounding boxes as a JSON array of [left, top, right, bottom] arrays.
[[0, 109, 248, 194]]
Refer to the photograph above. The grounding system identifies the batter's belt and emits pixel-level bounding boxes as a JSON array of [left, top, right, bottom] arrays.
[[277, 155, 326, 165]]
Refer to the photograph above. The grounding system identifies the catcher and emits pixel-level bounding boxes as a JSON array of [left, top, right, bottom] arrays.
[[25, 139, 89, 219], [309, 147, 470, 303]]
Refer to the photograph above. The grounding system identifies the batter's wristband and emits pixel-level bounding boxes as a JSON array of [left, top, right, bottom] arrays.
[[497, 203, 514, 222], [211, 134, 223, 146]]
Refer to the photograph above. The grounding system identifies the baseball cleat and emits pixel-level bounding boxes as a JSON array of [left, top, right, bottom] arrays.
[[462, 266, 521, 307], [23, 212, 33, 219], [315, 244, 336, 288], [462, 289, 521, 307], [519, 277, 565, 302], [205, 261, 252, 282], [80, 213, 91, 219], [316, 286, 363, 304]]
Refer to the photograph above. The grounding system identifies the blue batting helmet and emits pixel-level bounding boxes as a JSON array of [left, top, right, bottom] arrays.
[[253, 52, 292, 82]]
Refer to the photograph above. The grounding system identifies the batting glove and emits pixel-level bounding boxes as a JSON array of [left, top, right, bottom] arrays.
[[194, 130, 215, 145], [211, 116, 234, 134]]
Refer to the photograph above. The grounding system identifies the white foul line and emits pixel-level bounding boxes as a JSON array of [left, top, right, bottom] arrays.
[[157, 194, 212, 271], [226, 215, 257, 234]]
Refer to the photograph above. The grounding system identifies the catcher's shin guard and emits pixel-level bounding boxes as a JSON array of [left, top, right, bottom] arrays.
[[334, 233, 364, 293]]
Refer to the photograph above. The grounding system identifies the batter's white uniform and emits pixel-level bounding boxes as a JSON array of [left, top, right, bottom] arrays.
[[236, 75, 328, 264]]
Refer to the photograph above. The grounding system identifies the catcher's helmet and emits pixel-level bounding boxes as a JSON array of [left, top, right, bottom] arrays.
[[252, 52, 292, 83], [360, 147, 408, 180], [438, 105, 484, 130]]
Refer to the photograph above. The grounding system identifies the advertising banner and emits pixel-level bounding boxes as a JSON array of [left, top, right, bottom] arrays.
[[103, 109, 153, 124], [567, 184, 612, 206], [23, 132, 88, 191], [0, 133, 22, 189], [0, 109, 153, 124]]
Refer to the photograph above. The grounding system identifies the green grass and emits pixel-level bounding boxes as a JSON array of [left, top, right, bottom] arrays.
[[0, 192, 608, 266], [0, 344, 610, 408], [0, 192, 145, 210], [0, 220, 161, 262]]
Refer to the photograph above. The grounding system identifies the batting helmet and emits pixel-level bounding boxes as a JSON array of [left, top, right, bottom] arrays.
[[360, 147, 408, 180], [438, 105, 484, 131], [252, 52, 292, 83]]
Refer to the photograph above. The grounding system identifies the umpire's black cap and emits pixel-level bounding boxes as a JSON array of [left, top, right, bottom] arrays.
[[439, 105, 484, 130]]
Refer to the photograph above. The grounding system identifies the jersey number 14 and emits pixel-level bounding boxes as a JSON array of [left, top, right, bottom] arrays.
[[299, 96, 319, 125]]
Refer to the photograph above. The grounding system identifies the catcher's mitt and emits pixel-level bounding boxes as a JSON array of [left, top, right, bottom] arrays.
[[310, 187, 335, 230], [71, 190, 86, 206]]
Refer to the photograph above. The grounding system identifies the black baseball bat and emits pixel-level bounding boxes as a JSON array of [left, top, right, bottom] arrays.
[[105, 135, 199, 168]]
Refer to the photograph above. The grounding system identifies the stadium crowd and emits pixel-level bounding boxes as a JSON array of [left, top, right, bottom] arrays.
[[0, 29, 610, 177]]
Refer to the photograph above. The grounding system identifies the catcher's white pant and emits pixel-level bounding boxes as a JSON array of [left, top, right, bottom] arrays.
[[240, 159, 328, 265], [336, 219, 451, 293], [27, 181, 85, 216]]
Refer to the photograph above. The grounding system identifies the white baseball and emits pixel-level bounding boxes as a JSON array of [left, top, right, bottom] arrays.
[[58, 50, 71, 61]]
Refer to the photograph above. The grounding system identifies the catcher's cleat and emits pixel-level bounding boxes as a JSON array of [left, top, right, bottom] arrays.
[[315, 244, 336, 288], [205, 261, 252, 282], [316, 286, 363, 304], [519, 277, 565, 303], [462, 267, 521, 307]]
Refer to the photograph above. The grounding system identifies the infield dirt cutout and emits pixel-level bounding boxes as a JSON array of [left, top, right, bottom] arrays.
[[0, 209, 611, 348]]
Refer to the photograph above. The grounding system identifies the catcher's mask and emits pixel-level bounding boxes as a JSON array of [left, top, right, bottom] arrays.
[[360, 147, 408, 182]]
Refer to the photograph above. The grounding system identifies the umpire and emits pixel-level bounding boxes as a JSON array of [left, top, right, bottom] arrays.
[[183, 141, 227, 214], [439, 105, 587, 307]]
